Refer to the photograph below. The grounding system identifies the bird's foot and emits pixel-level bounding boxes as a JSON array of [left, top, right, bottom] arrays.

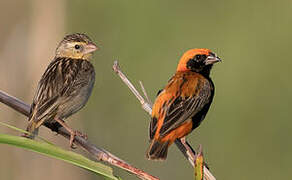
[[21, 133, 30, 138], [75, 130, 88, 140], [69, 130, 88, 149]]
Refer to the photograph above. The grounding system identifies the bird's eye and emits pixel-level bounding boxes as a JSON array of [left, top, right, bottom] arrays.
[[74, 44, 80, 49], [195, 55, 202, 60]]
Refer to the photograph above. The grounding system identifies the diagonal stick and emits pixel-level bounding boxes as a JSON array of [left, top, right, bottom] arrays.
[[112, 60, 216, 180], [0, 90, 159, 180]]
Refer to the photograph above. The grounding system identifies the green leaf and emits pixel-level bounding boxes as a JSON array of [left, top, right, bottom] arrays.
[[0, 121, 54, 145], [0, 134, 119, 180]]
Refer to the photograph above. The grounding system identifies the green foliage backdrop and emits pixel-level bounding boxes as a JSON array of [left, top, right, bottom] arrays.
[[0, 0, 291, 180]]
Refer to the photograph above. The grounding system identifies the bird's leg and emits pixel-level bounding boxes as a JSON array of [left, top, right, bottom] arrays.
[[180, 137, 196, 162], [54, 118, 76, 148], [54, 118, 87, 148]]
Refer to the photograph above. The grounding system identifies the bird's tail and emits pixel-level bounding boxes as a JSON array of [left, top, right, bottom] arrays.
[[22, 120, 39, 139], [146, 139, 170, 160]]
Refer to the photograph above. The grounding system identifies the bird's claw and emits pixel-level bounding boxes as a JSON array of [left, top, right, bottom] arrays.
[[69, 130, 88, 149], [75, 130, 88, 140]]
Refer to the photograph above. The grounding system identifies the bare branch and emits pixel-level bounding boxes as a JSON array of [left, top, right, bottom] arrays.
[[113, 61, 152, 115], [112, 61, 216, 180], [139, 81, 152, 106], [0, 90, 159, 180]]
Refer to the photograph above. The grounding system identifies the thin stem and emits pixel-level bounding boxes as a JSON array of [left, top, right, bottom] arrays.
[[139, 81, 152, 106], [112, 61, 216, 180], [113, 61, 152, 115], [0, 90, 159, 180]]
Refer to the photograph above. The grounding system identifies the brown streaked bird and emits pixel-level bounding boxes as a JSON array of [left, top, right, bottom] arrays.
[[23, 33, 98, 148], [147, 48, 221, 160]]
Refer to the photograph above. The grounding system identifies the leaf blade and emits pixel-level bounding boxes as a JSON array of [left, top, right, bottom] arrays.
[[0, 134, 119, 180]]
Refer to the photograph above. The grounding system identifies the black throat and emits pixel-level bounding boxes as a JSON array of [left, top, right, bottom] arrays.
[[186, 59, 213, 78], [198, 65, 213, 78]]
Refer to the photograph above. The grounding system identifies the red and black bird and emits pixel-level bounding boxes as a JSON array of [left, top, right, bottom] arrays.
[[146, 48, 221, 160]]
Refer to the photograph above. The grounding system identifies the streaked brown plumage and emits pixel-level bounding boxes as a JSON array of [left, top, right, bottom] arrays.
[[23, 33, 98, 148], [147, 49, 221, 160]]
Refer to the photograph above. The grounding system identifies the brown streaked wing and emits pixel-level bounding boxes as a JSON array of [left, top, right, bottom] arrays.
[[30, 57, 82, 127]]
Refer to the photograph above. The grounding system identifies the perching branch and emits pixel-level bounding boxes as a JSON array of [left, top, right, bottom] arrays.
[[0, 90, 159, 180], [112, 61, 216, 180]]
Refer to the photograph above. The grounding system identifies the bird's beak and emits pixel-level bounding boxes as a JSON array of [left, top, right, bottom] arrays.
[[205, 54, 221, 65], [84, 43, 98, 54]]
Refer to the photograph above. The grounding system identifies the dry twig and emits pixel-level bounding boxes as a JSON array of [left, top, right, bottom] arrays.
[[0, 90, 159, 180], [112, 61, 216, 180]]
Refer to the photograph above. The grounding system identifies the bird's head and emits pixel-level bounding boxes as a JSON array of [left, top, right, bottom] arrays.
[[55, 33, 98, 60], [176, 48, 221, 76]]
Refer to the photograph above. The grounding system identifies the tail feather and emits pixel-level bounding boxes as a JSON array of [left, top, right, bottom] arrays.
[[22, 121, 38, 139], [146, 140, 169, 160]]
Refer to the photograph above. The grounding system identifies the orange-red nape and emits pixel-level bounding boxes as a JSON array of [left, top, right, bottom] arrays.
[[176, 48, 211, 72]]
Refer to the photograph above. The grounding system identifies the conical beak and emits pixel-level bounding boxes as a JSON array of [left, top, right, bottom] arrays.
[[205, 54, 221, 65], [84, 43, 98, 54]]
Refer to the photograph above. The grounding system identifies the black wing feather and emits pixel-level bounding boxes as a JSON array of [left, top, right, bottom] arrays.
[[159, 80, 212, 137]]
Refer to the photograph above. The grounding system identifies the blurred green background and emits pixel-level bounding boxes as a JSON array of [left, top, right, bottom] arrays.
[[0, 0, 291, 179]]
